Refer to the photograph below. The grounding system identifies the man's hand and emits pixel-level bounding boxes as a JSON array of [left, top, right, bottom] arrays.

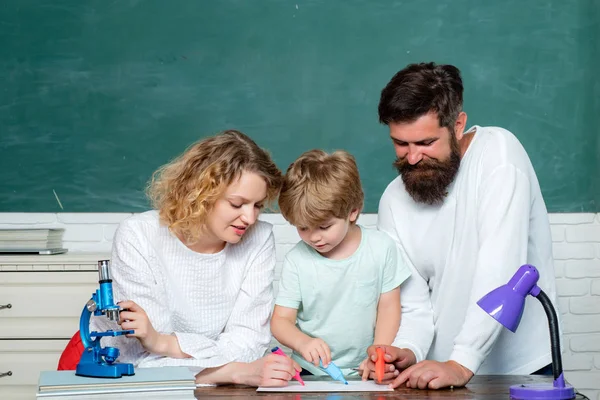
[[390, 360, 474, 389], [361, 345, 416, 383]]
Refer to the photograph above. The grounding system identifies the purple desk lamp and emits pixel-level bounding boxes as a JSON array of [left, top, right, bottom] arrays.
[[477, 264, 575, 400]]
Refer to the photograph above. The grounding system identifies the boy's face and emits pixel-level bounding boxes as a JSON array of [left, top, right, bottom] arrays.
[[296, 209, 359, 257]]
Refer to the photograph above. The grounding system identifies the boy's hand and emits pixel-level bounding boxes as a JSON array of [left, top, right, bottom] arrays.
[[362, 345, 413, 382], [358, 358, 371, 381], [297, 337, 331, 367], [358, 355, 399, 383]]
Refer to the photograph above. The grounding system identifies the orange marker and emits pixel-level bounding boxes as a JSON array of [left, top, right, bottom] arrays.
[[375, 347, 385, 383]]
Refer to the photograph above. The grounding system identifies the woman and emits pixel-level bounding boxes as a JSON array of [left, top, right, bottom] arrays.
[[91, 130, 298, 387]]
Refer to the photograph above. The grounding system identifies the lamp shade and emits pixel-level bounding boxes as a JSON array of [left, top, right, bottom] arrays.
[[477, 264, 574, 399], [477, 265, 540, 332]]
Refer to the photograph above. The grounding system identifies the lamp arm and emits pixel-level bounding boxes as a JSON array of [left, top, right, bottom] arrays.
[[534, 289, 563, 380]]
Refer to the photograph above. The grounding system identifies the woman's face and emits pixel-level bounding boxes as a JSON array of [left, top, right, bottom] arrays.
[[205, 171, 268, 246]]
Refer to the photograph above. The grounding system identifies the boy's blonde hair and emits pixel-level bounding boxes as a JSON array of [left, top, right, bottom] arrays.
[[279, 149, 364, 227], [147, 130, 282, 243]]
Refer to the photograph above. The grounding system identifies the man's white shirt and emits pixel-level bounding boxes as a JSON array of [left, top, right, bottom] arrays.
[[378, 126, 558, 374]]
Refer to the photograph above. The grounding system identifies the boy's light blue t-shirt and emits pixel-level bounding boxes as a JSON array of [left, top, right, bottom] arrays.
[[275, 226, 411, 375]]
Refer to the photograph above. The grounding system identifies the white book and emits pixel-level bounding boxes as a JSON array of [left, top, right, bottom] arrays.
[[0, 229, 64, 240], [0, 229, 65, 252]]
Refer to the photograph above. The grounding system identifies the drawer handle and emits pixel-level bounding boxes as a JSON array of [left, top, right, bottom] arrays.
[[0, 371, 12, 378], [0, 304, 11, 311]]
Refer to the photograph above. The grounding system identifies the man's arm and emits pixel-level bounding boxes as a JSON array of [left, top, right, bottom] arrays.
[[390, 164, 532, 389], [377, 192, 435, 362], [450, 164, 531, 372]]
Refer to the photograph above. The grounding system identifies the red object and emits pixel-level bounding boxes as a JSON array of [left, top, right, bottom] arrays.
[[57, 331, 84, 370], [375, 347, 385, 383]]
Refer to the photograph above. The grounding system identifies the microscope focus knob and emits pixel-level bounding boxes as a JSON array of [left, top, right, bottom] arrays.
[[86, 299, 97, 312], [102, 346, 120, 365]]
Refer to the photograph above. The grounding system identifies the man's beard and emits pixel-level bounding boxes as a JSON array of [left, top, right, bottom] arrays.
[[393, 135, 461, 205]]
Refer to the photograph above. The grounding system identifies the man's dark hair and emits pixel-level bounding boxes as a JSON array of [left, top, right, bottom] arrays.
[[378, 62, 464, 129]]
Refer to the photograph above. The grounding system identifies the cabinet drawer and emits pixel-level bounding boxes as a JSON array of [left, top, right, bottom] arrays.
[[0, 340, 68, 386], [0, 272, 97, 338], [0, 386, 36, 400]]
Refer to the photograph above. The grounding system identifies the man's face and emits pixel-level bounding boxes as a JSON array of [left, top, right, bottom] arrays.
[[389, 112, 462, 205]]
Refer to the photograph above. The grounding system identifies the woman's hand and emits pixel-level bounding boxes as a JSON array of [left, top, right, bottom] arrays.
[[297, 337, 331, 367], [118, 300, 162, 354], [233, 354, 301, 387]]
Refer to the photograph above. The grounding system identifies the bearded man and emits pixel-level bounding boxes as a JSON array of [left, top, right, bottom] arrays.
[[364, 62, 559, 390]]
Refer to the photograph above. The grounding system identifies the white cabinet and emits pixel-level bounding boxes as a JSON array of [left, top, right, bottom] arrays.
[[0, 253, 108, 399]]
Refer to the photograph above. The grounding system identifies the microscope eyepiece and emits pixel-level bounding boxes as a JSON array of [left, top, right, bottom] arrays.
[[98, 260, 112, 282]]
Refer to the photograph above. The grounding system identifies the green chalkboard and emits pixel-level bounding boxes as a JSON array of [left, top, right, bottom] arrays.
[[0, 0, 598, 212]]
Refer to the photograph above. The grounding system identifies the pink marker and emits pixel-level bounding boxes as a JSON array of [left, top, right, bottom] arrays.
[[271, 347, 305, 386]]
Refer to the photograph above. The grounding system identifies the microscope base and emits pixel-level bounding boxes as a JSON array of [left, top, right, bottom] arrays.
[[76, 361, 135, 379], [76, 350, 135, 378]]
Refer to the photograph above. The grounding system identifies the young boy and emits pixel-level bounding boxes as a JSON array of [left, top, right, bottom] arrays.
[[271, 149, 411, 378]]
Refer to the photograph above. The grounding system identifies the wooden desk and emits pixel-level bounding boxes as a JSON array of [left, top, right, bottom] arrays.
[[194, 375, 553, 399]]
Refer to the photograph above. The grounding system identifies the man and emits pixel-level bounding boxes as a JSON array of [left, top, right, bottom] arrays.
[[366, 62, 558, 389]]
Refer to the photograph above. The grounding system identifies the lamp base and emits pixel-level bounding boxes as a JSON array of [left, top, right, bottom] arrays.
[[510, 383, 575, 399]]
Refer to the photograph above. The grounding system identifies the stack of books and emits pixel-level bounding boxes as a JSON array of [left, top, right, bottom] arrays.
[[0, 229, 67, 254], [37, 367, 196, 398]]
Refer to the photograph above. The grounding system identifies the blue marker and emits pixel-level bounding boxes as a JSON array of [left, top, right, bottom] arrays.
[[319, 360, 348, 385]]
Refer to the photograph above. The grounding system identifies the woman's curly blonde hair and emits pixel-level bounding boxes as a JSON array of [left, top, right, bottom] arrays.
[[147, 130, 282, 244]]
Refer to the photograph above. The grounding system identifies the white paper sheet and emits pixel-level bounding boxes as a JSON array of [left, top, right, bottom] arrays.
[[257, 380, 393, 392]]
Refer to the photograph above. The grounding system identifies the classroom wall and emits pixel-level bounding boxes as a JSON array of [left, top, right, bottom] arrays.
[[1, 0, 598, 214], [1, 212, 599, 398]]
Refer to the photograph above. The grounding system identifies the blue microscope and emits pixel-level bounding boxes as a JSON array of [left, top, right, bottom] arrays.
[[75, 260, 135, 378]]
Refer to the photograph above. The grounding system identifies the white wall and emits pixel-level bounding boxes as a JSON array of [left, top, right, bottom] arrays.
[[1, 212, 599, 398]]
